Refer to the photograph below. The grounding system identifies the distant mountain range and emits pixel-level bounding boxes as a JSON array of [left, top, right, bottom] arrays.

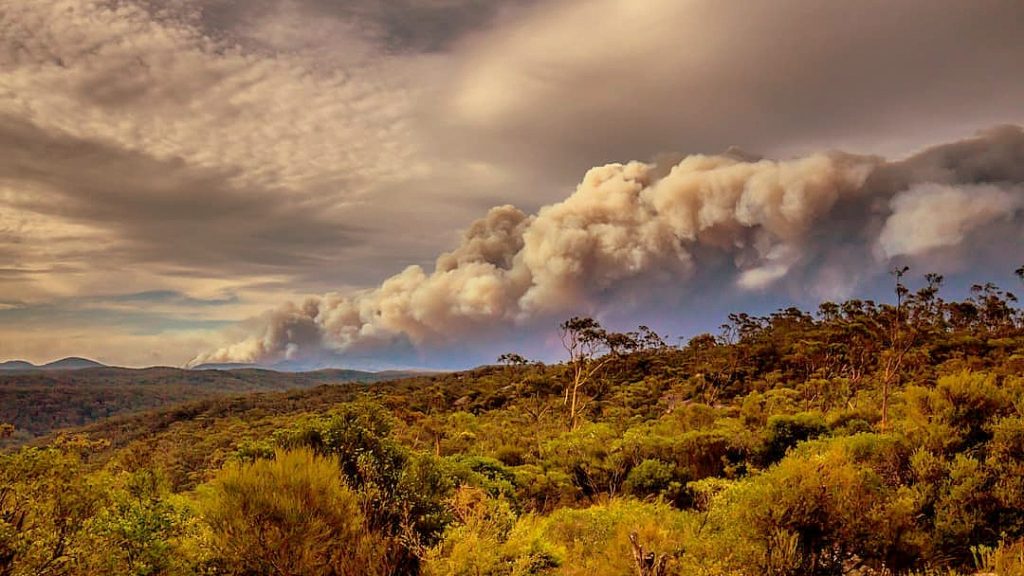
[[1, 357, 439, 375], [0, 364, 430, 442], [0, 357, 107, 371]]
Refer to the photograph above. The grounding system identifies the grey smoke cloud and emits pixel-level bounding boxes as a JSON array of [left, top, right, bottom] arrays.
[[879, 184, 1022, 258], [193, 126, 1024, 367], [434, 0, 1024, 195]]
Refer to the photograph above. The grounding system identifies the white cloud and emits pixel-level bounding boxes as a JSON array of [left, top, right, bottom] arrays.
[[878, 183, 1023, 258]]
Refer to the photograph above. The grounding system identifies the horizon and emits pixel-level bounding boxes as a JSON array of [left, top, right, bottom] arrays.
[[1, 0, 1022, 369], [2, 269, 1021, 371]]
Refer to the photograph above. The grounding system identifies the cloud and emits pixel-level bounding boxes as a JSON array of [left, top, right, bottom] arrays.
[[878, 184, 1023, 258], [0, 0, 495, 366], [0, 115, 360, 273], [0, 301, 233, 335], [103, 290, 240, 307], [0, 0, 418, 180], [194, 126, 1024, 368], [0, 325, 225, 368], [151, 0, 533, 54], [435, 0, 1024, 192], [0, 285, 253, 366], [0, 0, 455, 304], [0, 0, 533, 296], [286, 0, 536, 53]]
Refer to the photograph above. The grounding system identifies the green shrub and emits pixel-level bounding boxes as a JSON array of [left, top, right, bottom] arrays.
[[624, 459, 675, 499], [759, 412, 828, 465]]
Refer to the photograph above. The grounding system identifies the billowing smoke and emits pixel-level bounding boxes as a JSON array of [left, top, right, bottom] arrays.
[[191, 126, 1024, 368]]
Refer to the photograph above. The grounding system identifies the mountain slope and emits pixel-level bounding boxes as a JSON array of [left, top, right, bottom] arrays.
[[40, 357, 106, 370], [0, 357, 107, 371], [0, 366, 412, 442]]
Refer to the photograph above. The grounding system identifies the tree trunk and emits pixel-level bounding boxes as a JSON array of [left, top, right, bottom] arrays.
[[629, 532, 669, 576]]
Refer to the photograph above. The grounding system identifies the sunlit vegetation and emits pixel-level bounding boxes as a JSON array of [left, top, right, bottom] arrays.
[[2, 270, 1024, 575]]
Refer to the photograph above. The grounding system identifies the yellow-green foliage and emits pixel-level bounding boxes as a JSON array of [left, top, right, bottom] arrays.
[[691, 435, 921, 576], [540, 499, 691, 576], [197, 448, 371, 576], [970, 540, 1024, 575], [901, 372, 1023, 454], [0, 435, 110, 576], [79, 469, 194, 576], [425, 496, 693, 576], [422, 486, 525, 576]]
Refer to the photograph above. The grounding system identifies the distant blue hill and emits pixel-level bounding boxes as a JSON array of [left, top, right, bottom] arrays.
[[42, 357, 106, 370], [190, 362, 260, 371], [0, 357, 107, 371], [189, 361, 330, 372]]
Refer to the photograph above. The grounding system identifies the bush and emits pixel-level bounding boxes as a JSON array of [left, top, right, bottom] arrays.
[[759, 412, 828, 465], [624, 459, 674, 499], [701, 437, 923, 576], [198, 448, 373, 576]]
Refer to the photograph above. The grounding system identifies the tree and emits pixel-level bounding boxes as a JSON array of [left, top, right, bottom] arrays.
[[83, 469, 186, 576], [497, 352, 528, 370], [282, 403, 457, 571], [0, 435, 109, 576], [559, 317, 621, 430], [629, 532, 670, 576], [880, 266, 912, 431], [968, 282, 1019, 335], [497, 353, 529, 385]]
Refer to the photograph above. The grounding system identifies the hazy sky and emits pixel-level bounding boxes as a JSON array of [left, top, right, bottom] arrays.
[[1, 0, 1022, 368]]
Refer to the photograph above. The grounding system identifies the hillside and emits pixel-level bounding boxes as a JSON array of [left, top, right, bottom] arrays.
[[0, 360, 38, 370], [2, 274, 1024, 575], [0, 366, 418, 443], [0, 357, 106, 371]]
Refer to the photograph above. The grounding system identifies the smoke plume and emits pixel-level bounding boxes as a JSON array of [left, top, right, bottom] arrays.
[[192, 126, 1024, 368]]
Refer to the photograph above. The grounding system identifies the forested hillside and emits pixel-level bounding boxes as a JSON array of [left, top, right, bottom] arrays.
[[0, 367, 415, 444], [2, 270, 1024, 575]]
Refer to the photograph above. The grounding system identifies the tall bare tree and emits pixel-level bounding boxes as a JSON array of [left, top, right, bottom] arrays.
[[559, 317, 619, 430], [880, 265, 911, 431]]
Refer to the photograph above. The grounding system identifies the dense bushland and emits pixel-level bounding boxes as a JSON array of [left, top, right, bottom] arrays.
[[0, 367, 409, 445], [2, 270, 1024, 575]]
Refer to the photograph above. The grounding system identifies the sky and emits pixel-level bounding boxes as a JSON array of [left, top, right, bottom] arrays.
[[0, 0, 1022, 369]]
